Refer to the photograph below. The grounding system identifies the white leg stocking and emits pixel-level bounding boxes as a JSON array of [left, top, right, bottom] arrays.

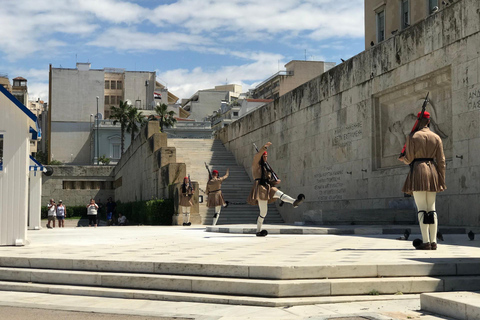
[[183, 206, 190, 224], [212, 206, 221, 226], [413, 191, 430, 243], [256, 200, 268, 233], [426, 192, 438, 243], [273, 190, 295, 204]]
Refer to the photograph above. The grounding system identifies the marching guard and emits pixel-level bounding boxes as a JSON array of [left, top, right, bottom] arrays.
[[179, 176, 195, 226], [248, 142, 305, 237], [206, 168, 229, 225], [399, 105, 446, 250]]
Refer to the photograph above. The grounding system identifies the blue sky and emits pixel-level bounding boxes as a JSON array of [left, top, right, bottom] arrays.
[[0, 0, 365, 102]]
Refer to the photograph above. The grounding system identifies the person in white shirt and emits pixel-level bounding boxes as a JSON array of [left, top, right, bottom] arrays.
[[117, 213, 127, 226], [46, 199, 56, 229], [86, 198, 99, 227], [56, 200, 66, 228]]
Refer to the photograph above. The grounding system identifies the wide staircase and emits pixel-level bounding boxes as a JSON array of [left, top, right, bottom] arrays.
[[168, 138, 283, 225], [1, 257, 480, 307]]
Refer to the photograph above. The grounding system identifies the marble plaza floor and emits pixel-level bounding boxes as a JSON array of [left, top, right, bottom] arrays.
[[0, 224, 478, 319]]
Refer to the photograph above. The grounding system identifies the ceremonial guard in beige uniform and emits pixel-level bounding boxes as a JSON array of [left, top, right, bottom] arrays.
[[206, 169, 229, 225], [400, 111, 446, 250], [179, 176, 194, 226], [248, 142, 305, 237]]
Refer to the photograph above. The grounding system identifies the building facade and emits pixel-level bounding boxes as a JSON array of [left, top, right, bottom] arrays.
[[251, 60, 335, 100], [181, 84, 242, 121], [49, 63, 156, 165], [365, 0, 453, 48]]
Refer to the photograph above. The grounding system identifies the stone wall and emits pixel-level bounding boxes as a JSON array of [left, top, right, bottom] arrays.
[[217, 0, 480, 226], [42, 165, 115, 206], [112, 121, 200, 221]]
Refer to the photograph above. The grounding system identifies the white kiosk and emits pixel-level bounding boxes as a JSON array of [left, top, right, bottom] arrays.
[[0, 85, 40, 245]]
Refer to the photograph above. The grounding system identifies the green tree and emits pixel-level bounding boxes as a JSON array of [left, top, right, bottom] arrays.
[[110, 100, 131, 155], [126, 107, 146, 143], [152, 103, 177, 132]]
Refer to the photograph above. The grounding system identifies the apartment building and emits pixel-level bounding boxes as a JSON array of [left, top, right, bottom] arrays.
[[365, 0, 454, 48], [49, 63, 156, 164], [251, 60, 335, 100]]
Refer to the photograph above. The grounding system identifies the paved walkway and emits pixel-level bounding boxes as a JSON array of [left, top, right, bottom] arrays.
[[0, 224, 476, 319]]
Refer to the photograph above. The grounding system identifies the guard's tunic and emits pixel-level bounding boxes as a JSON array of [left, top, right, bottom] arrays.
[[247, 144, 278, 205], [402, 126, 446, 195], [179, 185, 194, 207], [206, 172, 228, 207]]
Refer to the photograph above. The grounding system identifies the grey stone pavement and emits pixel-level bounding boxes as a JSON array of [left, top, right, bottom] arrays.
[[0, 222, 476, 319]]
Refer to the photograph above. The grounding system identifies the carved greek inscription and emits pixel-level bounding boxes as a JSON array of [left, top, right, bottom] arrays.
[[314, 168, 346, 201], [333, 122, 363, 147], [468, 86, 480, 110]]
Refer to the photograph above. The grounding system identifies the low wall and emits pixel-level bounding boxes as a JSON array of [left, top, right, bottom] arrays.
[[42, 165, 115, 206], [217, 0, 480, 226]]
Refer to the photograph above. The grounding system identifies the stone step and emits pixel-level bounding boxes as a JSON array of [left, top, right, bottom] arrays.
[[2, 266, 480, 302], [171, 138, 283, 224], [420, 291, 480, 320], [0, 281, 421, 308]]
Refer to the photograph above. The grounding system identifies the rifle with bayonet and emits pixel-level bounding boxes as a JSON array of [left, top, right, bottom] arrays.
[[204, 162, 212, 180], [253, 143, 280, 182], [399, 92, 429, 158]]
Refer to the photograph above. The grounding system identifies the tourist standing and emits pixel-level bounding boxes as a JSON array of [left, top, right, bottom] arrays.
[[46, 199, 56, 229], [56, 200, 66, 228], [86, 198, 99, 227]]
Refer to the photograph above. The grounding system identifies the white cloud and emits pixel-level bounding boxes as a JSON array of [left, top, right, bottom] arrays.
[[87, 27, 212, 51], [158, 51, 285, 99]]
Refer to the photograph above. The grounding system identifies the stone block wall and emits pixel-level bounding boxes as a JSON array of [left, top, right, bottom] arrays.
[[113, 121, 185, 204], [217, 0, 480, 226], [42, 165, 115, 206]]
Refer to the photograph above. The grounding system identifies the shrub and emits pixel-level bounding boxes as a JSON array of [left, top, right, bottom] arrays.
[[116, 198, 173, 225]]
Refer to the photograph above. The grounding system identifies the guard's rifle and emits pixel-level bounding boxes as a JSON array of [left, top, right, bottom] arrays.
[[399, 92, 429, 158], [204, 162, 212, 180], [188, 174, 193, 195], [253, 143, 279, 182]]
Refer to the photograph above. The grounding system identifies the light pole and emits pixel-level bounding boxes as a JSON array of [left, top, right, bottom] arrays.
[[96, 96, 99, 165], [90, 114, 94, 164]]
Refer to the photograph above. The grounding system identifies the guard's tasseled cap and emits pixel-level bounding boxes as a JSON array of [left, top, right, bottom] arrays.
[[418, 111, 430, 119], [212, 170, 219, 175]]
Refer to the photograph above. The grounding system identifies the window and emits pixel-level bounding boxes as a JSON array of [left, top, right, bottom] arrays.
[[111, 80, 116, 90], [0, 134, 3, 171], [233, 112, 238, 117], [111, 96, 116, 105], [105, 80, 109, 89], [117, 96, 122, 104], [104, 95, 109, 105], [401, 0, 410, 29], [429, 0, 438, 13], [112, 144, 121, 159], [376, 9, 385, 42], [117, 81, 123, 89]]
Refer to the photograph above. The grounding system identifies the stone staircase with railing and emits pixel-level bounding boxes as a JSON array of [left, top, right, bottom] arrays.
[[168, 138, 283, 225]]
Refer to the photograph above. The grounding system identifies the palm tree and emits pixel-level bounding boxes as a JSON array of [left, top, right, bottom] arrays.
[[110, 100, 131, 155], [153, 103, 177, 132], [126, 107, 146, 143]]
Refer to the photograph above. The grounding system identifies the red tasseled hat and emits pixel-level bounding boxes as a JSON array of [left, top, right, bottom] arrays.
[[417, 111, 430, 119], [263, 151, 268, 155], [184, 177, 188, 180], [212, 170, 219, 175]]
